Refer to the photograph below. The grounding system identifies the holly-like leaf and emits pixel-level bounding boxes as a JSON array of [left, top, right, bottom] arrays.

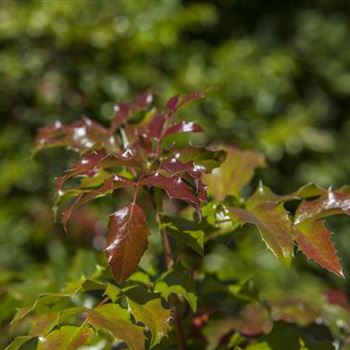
[[29, 312, 60, 337], [61, 175, 134, 229], [295, 188, 350, 224], [162, 121, 204, 138], [87, 304, 145, 350], [293, 219, 344, 277], [229, 185, 294, 266], [105, 203, 150, 284], [112, 92, 153, 131], [127, 298, 171, 348], [37, 325, 93, 350], [142, 175, 200, 208], [204, 146, 266, 201], [168, 147, 226, 173], [35, 117, 117, 154], [161, 158, 202, 179], [155, 268, 197, 312]]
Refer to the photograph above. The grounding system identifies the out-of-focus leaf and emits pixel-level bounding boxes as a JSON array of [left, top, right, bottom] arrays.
[[87, 304, 145, 350], [4, 336, 32, 350], [105, 203, 150, 284], [29, 312, 60, 337], [204, 146, 266, 201], [293, 219, 344, 277], [247, 342, 272, 350], [103, 283, 120, 303], [155, 268, 197, 312], [127, 298, 171, 347], [37, 325, 93, 350], [229, 185, 294, 266]]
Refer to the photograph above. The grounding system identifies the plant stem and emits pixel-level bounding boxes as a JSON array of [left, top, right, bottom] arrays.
[[156, 209, 186, 350]]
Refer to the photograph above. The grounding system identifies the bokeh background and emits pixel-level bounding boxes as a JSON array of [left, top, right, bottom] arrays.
[[1, 0, 350, 347]]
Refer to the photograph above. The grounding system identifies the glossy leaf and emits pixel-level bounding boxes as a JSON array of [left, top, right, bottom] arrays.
[[61, 175, 134, 229], [204, 146, 266, 201], [35, 117, 116, 154], [162, 121, 204, 138], [295, 188, 350, 224], [105, 203, 150, 284], [127, 298, 171, 348], [293, 219, 344, 277], [37, 325, 93, 350], [112, 92, 154, 130], [155, 268, 197, 312], [229, 185, 294, 266], [142, 175, 200, 208], [87, 304, 145, 350]]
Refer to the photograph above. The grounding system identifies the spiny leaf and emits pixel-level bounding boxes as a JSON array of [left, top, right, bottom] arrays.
[[105, 203, 150, 284], [293, 219, 344, 278], [168, 146, 226, 173], [204, 146, 266, 201], [37, 325, 93, 350], [127, 298, 171, 348], [112, 91, 153, 130], [87, 304, 145, 350], [162, 121, 204, 138], [229, 185, 294, 266], [61, 175, 134, 229], [29, 312, 60, 337], [35, 117, 117, 154], [155, 268, 197, 312], [295, 188, 350, 224], [142, 175, 201, 208]]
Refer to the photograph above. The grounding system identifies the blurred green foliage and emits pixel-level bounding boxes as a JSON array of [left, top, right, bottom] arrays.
[[1, 0, 350, 348]]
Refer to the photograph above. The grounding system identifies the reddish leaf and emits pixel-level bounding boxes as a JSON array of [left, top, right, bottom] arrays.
[[326, 289, 350, 310], [105, 203, 150, 284], [293, 219, 344, 277], [162, 121, 204, 138], [142, 174, 201, 208], [56, 150, 138, 192], [295, 188, 350, 224], [161, 158, 202, 179], [204, 146, 266, 201], [35, 117, 116, 153], [144, 113, 166, 139], [112, 92, 153, 130], [166, 95, 181, 111], [229, 186, 294, 266], [61, 175, 134, 230]]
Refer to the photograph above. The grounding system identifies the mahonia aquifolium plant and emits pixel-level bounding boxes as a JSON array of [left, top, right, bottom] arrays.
[[7, 91, 350, 350]]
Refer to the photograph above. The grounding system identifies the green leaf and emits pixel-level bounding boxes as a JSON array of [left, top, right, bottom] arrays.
[[204, 146, 265, 201], [103, 283, 120, 303], [4, 336, 32, 350], [293, 219, 344, 277], [155, 268, 197, 312], [127, 298, 171, 347], [247, 342, 272, 350], [29, 312, 60, 336], [167, 227, 204, 255], [37, 325, 93, 350], [87, 303, 145, 350], [229, 185, 294, 266]]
